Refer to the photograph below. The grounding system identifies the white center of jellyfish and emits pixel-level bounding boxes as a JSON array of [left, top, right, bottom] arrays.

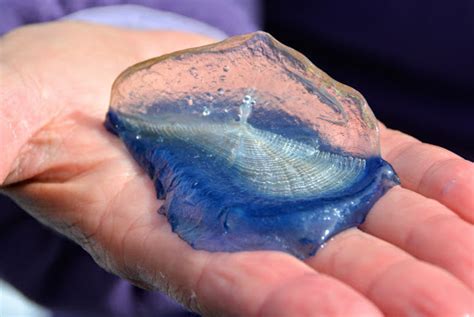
[[239, 95, 256, 124], [119, 94, 367, 198]]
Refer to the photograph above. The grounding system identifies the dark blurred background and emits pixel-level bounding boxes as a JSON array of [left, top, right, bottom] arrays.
[[263, 0, 474, 160]]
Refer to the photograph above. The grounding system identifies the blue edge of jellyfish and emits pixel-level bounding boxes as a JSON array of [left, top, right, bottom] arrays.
[[105, 110, 399, 259]]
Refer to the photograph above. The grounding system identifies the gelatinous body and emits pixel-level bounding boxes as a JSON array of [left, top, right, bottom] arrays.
[[105, 32, 399, 258]]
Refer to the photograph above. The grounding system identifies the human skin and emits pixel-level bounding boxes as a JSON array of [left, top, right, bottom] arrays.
[[0, 22, 473, 316]]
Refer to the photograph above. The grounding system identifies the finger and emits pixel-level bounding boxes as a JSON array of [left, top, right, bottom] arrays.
[[254, 271, 380, 317], [121, 202, 382, 316], [379, 125, 474, 223], [306, 228, 474, 316], [87, 151, 380, 316], [3, 163, 381, 316], [361, 186, 474, 290]]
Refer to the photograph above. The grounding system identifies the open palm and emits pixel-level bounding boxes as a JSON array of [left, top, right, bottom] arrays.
[[1, 22, 473, 316]]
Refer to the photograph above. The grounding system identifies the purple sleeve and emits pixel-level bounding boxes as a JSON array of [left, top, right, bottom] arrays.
[[0, 1, 260, 316], [0, 0, 261, 36]]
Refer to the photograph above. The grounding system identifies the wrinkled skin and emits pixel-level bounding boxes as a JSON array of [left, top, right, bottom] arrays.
[[1, 22, 473, 317]]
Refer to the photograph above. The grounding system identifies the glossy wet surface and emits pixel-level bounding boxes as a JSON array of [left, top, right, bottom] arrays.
[[105, 32, 399, 258]]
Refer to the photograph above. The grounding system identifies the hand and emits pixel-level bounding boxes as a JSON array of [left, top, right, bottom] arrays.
[[1, 22, 473, 316]]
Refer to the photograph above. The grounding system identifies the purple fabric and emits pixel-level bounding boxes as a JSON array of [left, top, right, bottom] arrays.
[[0, 0, 260, 35], [0, 1, 259, 316]]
